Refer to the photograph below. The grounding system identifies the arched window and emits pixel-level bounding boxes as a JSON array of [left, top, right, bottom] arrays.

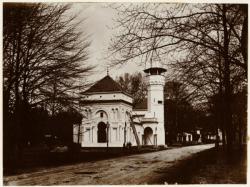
[[95, 110, 108, 122], [112, 108, 115, 120], [89, 109, 92, 119], [144, 127, 153, 145], [85, 109, 89, 119], [125, 111, 130, 123], [97, 122, 107, 143], [116, 108, 119, 120]]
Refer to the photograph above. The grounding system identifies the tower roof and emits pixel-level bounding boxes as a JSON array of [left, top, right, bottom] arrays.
[[84, 75, 124, 94], [144, 58, 166, 74]]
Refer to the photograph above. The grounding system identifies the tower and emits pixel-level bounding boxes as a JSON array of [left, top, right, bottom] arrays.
[[144, 65, 166, 145]]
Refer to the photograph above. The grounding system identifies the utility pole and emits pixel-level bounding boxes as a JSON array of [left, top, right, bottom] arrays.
[[106, 121, 110, 150], [123, 122, 127, 147], [77, 78, 81, 145]]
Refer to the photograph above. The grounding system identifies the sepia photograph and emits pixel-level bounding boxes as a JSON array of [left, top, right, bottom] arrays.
[[2, 1, 248, 185]]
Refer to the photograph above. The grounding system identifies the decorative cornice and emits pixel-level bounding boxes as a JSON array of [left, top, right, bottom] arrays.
[[80, 99, 133, 106], [83, 91, 133, 98]]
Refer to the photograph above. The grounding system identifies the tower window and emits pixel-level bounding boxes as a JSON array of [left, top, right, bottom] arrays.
[[100, 112, 103, 118], [158, 100, 163, 104]]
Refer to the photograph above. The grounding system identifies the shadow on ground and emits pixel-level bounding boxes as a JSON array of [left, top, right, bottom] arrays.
[[151, 146, 247, 184], [3, 146, 166, 176]]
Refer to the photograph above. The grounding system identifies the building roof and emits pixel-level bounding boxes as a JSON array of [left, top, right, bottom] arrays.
[[84, 75, 124, 94], [133, 98, 148, 110]]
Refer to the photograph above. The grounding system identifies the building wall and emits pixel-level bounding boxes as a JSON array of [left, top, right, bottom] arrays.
[[83, 92, 132, 104], [75, 72, 167, 147], [146, 75, 165, 121], [144, 74, 166, 145], [74, 100, 144, 147]]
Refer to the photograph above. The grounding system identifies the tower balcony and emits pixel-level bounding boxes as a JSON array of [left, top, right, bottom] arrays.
[[146, 75, 165, 86]]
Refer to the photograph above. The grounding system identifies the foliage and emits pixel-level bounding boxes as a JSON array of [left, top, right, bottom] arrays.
[[164, 81, 197, 144], [116, 72, 147, 106], [50, 109, 83, 145]]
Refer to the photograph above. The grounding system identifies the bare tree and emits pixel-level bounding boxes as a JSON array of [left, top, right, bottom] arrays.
[[109, 3, 247, 150], [3, 3, 93, 115], [3, 3, 93, 169]]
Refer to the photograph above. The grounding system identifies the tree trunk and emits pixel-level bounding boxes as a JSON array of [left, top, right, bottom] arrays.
[[238, 117, 243, 149], [222, 5, 233, 151], [221, 127, 226, 148], [240, 4, 248, 71]]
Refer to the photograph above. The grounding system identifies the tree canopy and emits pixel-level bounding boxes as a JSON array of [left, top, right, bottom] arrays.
[[116, 72, 147, 107], [109, 3, 247, 149], [3, 3, 93, 116], [3, 3, 93, 169]]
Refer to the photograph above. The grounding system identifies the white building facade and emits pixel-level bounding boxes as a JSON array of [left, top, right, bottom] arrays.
[[73, 66, 166, 147]]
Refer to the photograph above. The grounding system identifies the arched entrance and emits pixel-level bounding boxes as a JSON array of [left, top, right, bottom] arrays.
[[143, 127, 153, 145], [98, 122, 107, 143]]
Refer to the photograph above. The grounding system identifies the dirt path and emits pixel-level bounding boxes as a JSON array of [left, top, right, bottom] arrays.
[[4, 144, 214, 185]]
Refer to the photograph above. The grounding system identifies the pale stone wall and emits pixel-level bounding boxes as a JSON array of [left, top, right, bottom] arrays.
[[144, 74, 166, 145], [83, 92, 132, 104], [74, 97, 144, 147], [74, 69, 167, 147]]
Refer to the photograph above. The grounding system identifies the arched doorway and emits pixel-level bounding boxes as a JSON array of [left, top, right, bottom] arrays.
[[98, 122, 107, 143], [144, 127, 153, 145]]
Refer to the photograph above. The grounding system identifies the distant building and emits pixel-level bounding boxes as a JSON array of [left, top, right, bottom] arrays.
[[202, 129, 222, 143], [73, 65, 166, 147], [177, 132, 193, 143]]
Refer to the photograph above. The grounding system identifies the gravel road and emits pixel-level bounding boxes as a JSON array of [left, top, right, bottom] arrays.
[[4, 144, 214, 185]]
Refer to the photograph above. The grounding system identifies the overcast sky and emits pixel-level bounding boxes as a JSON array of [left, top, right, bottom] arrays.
[[70, 3, 143, 82]]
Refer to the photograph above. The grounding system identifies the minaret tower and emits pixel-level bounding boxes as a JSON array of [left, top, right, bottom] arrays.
[[144, 62, 166, 145]]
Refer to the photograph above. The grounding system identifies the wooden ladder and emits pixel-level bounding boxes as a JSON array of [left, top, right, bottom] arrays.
[[129, 115, 141, 147]]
